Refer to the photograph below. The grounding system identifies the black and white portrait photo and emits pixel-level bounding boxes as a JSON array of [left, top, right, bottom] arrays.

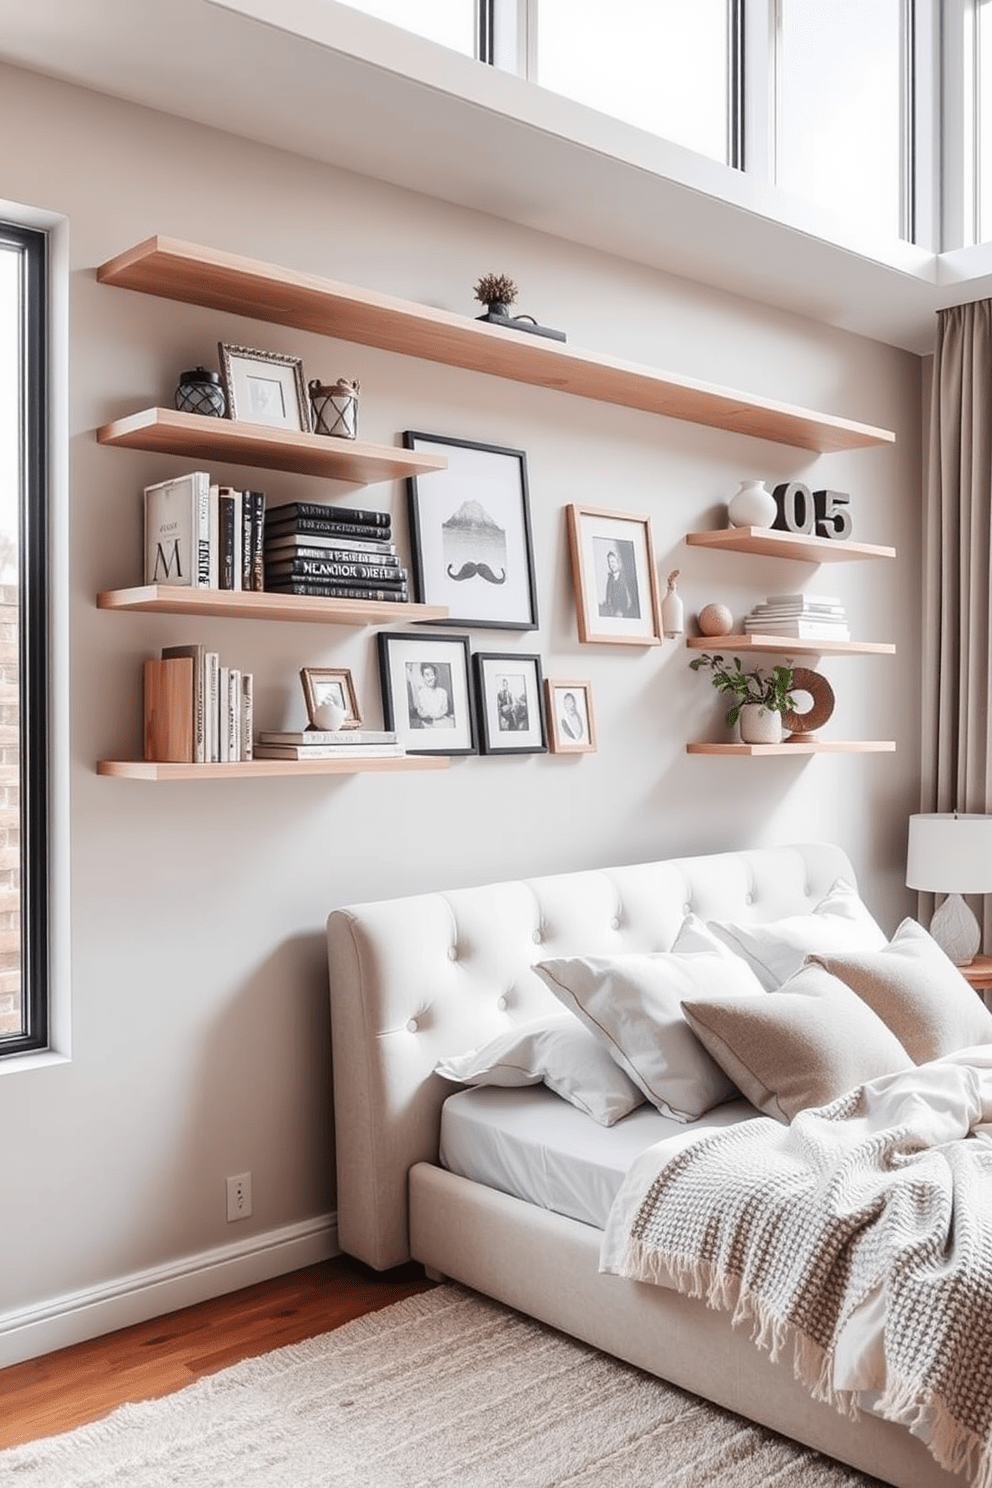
[[406, 660, 455, 729], [594, 537, 640, 619]]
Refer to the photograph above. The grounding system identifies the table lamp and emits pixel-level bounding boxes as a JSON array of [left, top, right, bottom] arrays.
[[906, 812, 992, 964]]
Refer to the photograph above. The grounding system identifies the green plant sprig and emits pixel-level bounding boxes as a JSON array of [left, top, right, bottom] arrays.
[[689, 653, 796, 727]]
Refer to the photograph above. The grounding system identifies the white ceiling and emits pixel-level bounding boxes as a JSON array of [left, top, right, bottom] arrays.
[[2, 0, 988, 355]]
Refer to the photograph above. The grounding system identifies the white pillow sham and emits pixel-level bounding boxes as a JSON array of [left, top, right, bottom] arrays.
[[534, 952, 766, 1122], [434, 1014, 646, 1127], [703, 877, 887, 990]]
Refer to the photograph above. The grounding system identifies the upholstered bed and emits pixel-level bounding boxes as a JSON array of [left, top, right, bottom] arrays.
[[327, 843, 974, 1488]]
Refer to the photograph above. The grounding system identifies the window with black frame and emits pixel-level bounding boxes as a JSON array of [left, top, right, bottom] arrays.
[[0, 221, 49, 1057]]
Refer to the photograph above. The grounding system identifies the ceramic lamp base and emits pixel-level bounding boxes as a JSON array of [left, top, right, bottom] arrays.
[[930, 892, 981, 965]]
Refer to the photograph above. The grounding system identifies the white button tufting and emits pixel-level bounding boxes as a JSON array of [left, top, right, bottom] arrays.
[[406, 1018, 419, 1033], [447, 946, 458, 960], [532, 930, 543, 944], [745, 894, 754, 905], [497, 996, 508, 1011], [610, 916, 621, 931], [683, 903, 692, 916]]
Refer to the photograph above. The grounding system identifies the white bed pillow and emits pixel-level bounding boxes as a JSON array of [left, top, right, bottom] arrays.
[[704, 877, 887, 990], [533, 952, 766, 1122], [434, 1015, 646, 1127]]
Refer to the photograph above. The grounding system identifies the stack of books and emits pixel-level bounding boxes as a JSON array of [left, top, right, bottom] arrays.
[[263, 502, 409, 603], [143, 471, 265, 592], [143, 643, 253, 764], [254, 729, 403, 761], [743, 593, 851, 641]]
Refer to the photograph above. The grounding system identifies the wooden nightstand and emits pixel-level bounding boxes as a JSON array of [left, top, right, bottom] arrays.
[[959, 956, 992, 992]]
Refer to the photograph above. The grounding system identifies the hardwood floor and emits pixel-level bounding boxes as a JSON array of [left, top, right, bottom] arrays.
[[0, 1255, 434, 1451]]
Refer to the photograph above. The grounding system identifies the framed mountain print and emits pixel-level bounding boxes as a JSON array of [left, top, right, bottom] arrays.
[[403, 432, 539, 629]]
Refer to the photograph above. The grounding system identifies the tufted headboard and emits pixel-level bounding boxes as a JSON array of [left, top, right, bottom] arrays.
[[326, 841, 856, 1269]]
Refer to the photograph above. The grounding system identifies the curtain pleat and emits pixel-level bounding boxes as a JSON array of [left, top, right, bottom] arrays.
[[922, 301, 992, 941]]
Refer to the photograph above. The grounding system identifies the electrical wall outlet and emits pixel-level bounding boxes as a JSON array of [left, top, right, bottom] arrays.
[[226, 1171, 252, 1222]]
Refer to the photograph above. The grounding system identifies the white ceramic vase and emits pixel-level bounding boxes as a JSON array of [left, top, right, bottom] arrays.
[[727, 479, 777, 529], [739, 703, 782, 745]]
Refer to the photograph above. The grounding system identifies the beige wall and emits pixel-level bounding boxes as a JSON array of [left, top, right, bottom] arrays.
[[0, 61, 923, 1351]]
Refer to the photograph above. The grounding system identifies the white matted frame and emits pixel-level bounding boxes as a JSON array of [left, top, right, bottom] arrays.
[[218, 342, 310, 431], [546, 678, 597, 753], [403, 432, 539, 629], [566, 503, 662, 645], [474, 652, 547, 754], [377, 631, 477, 755]]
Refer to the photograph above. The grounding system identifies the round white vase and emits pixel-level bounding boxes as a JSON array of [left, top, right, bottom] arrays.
[[739, 703, 782, 745], [727, 479, 778, 529]]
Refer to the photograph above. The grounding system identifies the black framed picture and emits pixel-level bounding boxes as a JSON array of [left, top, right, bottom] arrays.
[[473, 652, 547, 755], [403, 432, 539, 629], [377, 631, 477, 755]]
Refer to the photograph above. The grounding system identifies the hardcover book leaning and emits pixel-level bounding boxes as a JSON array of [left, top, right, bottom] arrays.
[[144, 471, 212, 587]]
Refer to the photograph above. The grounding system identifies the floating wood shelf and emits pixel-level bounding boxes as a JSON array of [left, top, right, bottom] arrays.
[[96, 407, 448, 483], [686, 634, 896, 657], [685, 529, 897, 562], [97, 756, 450, 780], [97, 237, 896, 455], [97, 585, 447, 626], [686, 741, 896, 756]]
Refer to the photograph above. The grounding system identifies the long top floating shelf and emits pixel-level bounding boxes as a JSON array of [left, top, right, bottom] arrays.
[[97, 407, 447, 483], [686, 528, 897, 562], [97, 585, 447, 626], [97, 237, 896, 456]]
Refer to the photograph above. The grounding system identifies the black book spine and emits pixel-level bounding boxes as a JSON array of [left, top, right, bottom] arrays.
[[246, 490, 266, 592], [265, 579, 410, 602], [265, 558, 406, 583], [218, 491, 236, 590], [269, 501, 390, 528], [264, 543, 401, 567], [264, 516, 391, 543]]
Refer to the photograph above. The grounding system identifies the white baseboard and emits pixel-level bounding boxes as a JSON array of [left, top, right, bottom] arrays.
[[0, 1212, 339, 1368]]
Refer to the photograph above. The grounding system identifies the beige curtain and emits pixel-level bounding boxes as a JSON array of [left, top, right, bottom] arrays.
[[923, 301, 992, 938]]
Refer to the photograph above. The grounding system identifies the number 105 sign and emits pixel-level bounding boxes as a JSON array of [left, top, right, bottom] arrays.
[[771, 482, 852, 540]]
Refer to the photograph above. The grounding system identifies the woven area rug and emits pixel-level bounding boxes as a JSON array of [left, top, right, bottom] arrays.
[[2, 1285, 883, 1487]]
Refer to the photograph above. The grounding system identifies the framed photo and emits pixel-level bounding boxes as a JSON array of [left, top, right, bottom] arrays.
[[299, 667, 362, 730], [377, 632, 477, 755], [218, 343, 310, 432], [566, 504, 662, 645], [403, 432, 539, 630], [545, 679, 597, 754], [474, 653, 547, 755]]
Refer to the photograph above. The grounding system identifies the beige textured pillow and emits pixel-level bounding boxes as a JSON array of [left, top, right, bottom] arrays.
[[681, 962, 913, 1123], [810, 917, 992, 1064]]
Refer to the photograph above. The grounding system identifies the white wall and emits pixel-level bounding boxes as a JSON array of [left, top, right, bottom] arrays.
[[0, 62, 923, 1358]]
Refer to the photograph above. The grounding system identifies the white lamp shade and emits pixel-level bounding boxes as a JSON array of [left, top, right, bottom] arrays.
[[906, 813, 992, 894]]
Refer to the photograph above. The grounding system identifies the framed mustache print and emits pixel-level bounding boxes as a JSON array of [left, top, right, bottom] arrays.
[[403, 431, 539, 630]]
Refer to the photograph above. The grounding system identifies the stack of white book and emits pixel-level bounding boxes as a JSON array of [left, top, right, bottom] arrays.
[[254, 729, 403, 761], [743, 593, 850, 641]]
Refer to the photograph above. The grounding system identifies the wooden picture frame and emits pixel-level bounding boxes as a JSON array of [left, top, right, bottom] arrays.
[[377, 631, 477, 755], [566, 504, 662, 645], [474, 652, 547, 755], [403, 432, 539, 629], [299, 667, 362, 729], [218, 343, 310, 432], [545, 679, 597, 754]]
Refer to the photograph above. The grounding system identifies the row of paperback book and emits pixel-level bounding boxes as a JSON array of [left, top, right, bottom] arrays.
[[143, 644, 254, 764], [743, 592, 851, 641], [263, 501, 411, 604], [143, 471, 265, 591]]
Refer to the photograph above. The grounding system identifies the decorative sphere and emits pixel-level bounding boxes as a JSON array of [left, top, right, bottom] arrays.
[[697, 603, 734, 637]]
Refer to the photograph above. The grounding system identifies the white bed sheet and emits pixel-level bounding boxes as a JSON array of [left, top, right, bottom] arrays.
[[439, 1084, 762, 1230]]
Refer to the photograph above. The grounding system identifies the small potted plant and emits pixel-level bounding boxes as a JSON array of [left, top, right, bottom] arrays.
[[689, 653, 796, 744], [473, 272, 520, 320]]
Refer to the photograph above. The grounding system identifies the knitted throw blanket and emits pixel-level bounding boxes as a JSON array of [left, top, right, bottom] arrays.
[[603, 1057, 992, 1488]]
